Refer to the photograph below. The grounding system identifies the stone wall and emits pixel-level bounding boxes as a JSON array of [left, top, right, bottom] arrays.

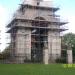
[[15, 28, 31, 63], [48, 31, 61, 63]]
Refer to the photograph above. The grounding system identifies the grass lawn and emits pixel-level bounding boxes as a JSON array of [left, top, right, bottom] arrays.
[[0, 64, 75, 75]]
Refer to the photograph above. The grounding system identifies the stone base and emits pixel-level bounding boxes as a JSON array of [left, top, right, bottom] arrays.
[[43, 49, 49, 64], [67, 50, 73, 64]]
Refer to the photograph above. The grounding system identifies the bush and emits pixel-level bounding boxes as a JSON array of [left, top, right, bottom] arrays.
[[56, 58, 66, 63]]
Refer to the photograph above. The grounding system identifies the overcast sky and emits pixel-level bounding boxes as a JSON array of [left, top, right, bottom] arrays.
[[0, 0, 75, 51]]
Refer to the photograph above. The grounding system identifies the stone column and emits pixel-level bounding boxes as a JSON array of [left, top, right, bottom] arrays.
[[67, 50, 73, 64], [43, 48, 49, 64]]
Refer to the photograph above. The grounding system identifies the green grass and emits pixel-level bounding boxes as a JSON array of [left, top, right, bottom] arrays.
[[0, 64, 75, 75]]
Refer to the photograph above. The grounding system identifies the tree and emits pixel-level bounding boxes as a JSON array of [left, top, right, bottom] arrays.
[[61, 33, 75, 62]]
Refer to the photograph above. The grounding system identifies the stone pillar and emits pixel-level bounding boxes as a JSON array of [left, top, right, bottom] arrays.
[[43, 48, 49, 64], [15, 28, 31, 63], [67, 50, 73, 64]]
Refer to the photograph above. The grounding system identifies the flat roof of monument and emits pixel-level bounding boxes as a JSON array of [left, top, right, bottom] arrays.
[[19, 4, 59, 12], [22, 1, 57, 9]]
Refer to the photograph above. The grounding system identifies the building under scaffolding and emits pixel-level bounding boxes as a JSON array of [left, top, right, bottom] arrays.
[[7, 0, 67, 63]]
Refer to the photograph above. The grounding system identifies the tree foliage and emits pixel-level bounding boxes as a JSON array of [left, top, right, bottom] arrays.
[[0, 45, 11, 59], [62, 33, 75, 49]]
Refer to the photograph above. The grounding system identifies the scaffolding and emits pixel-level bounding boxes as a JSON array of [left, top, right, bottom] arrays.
[[6, 0, 67, 64]]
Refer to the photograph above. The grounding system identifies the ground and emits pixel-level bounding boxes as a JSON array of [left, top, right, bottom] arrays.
[[0, 64, 75, 75]]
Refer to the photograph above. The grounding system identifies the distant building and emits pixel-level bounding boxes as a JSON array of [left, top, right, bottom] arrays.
[[7, 0, 67, 63]]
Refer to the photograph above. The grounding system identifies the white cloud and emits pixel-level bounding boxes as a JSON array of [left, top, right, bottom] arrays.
[[60, 12, 75, 33], [0, 5, 8, 27], [67, 16, 75, 33], [0, 5, 9, 51]]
